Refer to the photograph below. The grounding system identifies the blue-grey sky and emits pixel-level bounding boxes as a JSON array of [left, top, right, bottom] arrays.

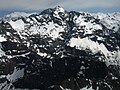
[[0, 0, 120, 17]]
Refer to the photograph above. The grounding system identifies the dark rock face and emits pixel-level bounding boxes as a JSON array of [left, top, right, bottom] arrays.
[[12, 57, 107, 89], [0, 7, 120, 90]]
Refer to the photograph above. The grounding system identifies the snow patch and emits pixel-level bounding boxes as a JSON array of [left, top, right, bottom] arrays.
[[81, 86, 98, 90], [0, 35, 6, 42], [28, 21, 65, 40], [7, 68, 24, 82], [68, 37, 120, 66], [9, 19, 25, 31]]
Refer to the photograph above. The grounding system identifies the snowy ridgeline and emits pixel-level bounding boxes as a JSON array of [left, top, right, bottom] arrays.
[[3, 7, 120, 67]]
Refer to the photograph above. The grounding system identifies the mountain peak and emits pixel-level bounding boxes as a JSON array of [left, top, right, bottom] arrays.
[[53, 6, 67, 20], [54, 6, 65, 13]]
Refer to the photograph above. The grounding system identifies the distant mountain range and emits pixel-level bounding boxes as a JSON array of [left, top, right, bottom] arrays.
[[0, 6, 120, 90]]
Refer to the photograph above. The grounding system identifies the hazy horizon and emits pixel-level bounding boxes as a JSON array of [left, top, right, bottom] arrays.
[[0, 0, 120, 17]]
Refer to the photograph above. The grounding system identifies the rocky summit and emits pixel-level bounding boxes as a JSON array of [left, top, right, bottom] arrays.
[[0, 6, 120, 90]]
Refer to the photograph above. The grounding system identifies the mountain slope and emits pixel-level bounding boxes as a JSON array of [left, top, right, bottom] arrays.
[[0, 6, 120, 90]]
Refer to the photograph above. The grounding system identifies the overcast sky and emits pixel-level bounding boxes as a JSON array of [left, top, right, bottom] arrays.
[[0, 0, 120, 16]]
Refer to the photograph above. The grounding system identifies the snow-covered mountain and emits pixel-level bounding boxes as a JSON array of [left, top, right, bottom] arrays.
[[0, 6, 120, 90]]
